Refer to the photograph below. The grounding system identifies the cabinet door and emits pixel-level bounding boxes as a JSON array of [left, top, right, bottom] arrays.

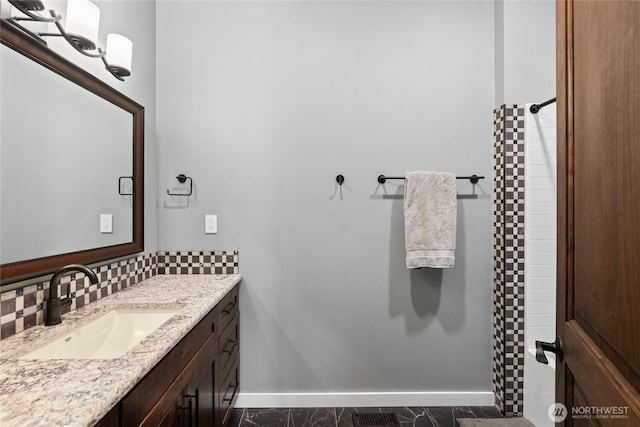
[[158, 393, 189, 427], [218, 359, 239, 427], [186, 346, 216, 427], [157, 343, 216, 427]]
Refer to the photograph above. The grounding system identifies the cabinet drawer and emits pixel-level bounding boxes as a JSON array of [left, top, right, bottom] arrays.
[[218, 312, 239, 380], [218, 286, 239, 333], [218, 359, 239, 427]]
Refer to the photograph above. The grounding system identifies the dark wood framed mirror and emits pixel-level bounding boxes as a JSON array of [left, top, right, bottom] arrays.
[[0, 19, 144, 286]]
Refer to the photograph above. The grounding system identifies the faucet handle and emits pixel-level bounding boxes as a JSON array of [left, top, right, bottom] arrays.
[[63, 282, 71, 298], [60, 296, 72, 314]]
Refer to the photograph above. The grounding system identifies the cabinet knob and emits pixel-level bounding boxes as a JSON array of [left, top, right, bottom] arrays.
[[223, 382, 239, 403], [222, 340, 238, 354], [222, 302, 236, 314]]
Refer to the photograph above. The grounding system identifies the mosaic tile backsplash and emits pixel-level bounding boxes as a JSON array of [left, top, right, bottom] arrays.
[[0, 250, 238, 340], [492, 105, 526, 417], [157, 251, 239, 275]]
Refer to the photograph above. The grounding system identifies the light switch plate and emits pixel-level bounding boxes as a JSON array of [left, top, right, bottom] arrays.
[[100, 214, 113, 233], [205, 215, 217, 234]]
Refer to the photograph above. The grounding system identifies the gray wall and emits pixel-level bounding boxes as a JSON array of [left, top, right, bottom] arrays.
[[1, 0, 558, 404], [495, 0, 556, 104], [157, 1, 496, 403]]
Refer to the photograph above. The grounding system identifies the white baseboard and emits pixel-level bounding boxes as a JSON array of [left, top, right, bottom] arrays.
[[235, 391, 495, 408]]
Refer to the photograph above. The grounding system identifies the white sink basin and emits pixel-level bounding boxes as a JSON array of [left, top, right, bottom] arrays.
[[19, 306, 182, 360]]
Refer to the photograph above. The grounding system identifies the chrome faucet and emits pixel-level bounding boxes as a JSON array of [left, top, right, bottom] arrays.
[[45, 264, 98, 326]]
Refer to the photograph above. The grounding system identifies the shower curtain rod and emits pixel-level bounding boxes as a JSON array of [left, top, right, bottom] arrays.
[[530, 97, 556, 114]]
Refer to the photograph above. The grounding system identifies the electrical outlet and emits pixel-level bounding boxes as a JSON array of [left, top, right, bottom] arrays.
[[100, 214, 113, 233], [205, 215, 217, 234]]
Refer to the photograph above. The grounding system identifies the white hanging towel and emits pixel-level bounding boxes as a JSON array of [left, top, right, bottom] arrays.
[[404, 171, 457, 269]]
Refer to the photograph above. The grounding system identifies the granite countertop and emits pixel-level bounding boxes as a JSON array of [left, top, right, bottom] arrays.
[[0, 274, 242, 427]]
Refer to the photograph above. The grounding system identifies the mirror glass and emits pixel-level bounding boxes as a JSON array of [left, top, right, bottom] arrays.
[[0, 20, 144, 286], [1, 45, 133, 264]]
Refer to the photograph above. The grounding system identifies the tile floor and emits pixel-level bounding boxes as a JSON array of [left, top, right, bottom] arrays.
[[229, 406, 503, 427]]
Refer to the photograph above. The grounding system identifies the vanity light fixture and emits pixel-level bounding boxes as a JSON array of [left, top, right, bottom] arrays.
[[6, 0, 134, 80], [39, 0, 104, 58], [101, 33, 132, 81]]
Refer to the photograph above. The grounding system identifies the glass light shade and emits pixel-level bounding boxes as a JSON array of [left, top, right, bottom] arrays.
[[65, 0, 100, 46], [106, 33, 133, 72]]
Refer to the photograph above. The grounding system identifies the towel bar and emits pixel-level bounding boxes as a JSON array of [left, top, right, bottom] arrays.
[[377, 174, 484, 185]]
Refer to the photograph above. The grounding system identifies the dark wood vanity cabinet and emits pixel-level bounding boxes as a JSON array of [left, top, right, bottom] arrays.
[[103, 284, 239, 427], [95, 407, 119, 427], [216, 289, 240, 426]]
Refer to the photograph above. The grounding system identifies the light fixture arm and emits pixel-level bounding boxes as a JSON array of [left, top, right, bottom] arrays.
[[99, 48, 125, 81], [39, 10, 105, 58], [7, 0, 61, 23]]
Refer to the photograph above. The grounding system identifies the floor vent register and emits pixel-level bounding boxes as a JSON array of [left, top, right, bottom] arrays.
[[352, 412, 400, 427]]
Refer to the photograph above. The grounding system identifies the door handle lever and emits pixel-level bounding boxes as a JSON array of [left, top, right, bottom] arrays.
[[535, 337, 563, 364]]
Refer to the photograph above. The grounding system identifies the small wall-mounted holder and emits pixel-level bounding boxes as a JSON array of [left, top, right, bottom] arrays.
[[336, 174, 345, 186], [118, 176, 133, 195], [167, 174, 193, 196]]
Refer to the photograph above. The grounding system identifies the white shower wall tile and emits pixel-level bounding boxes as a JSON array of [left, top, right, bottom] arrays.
[[525, 203, 555, 215], [526, 215, 555, 228], [527, 290, 555, 302], [527, 302, 555, 315], [527, 252, 555, 265], [527, 239, 555, 252], [526, 190, 555, 203], [526, 265, 556, 279], [525, 103, 557, 343], [526, 177, 555, 190], [526, 152, 556, 165], [526, 164, 556, 178], [526, 126, 557, 141], [523, 103, 556, 425], [527, 314, 555, 328]]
